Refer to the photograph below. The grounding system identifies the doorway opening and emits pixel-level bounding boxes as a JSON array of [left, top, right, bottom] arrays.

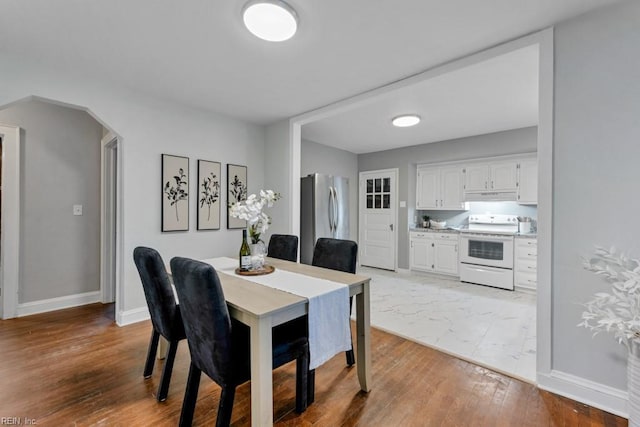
[[101, 133, 119, 306], [290, 30, 553, 385], [0, 97, 122, 321]]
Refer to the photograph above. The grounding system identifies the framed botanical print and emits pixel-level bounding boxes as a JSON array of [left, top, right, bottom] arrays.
[[197, 160, 221, 230], [162, 154, 189, 232], [227, 163, 247, 229]]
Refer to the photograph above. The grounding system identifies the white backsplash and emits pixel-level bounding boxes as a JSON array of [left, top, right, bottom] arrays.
[[416, 201, 537, 229]]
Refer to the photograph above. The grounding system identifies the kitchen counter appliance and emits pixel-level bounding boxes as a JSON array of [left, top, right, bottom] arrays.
[[459, 214, 518, 290]]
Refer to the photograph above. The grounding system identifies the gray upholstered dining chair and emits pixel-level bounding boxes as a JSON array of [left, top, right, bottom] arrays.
[[133, 246, 186, 402], [170, 257, 310, 426], [312, 237, 358, 367], [267, 234, 299, 262]]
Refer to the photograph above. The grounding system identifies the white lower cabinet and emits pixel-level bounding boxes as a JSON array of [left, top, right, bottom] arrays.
[[410, 232, 459, 276], [514, 236, 537, 291]]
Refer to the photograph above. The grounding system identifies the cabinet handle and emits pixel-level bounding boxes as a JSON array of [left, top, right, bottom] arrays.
[[527, 266, 535, 269], [491, 181, 494, 188], [528, 253, 535, 256], [432, 243, 435, 247], [485, 182, 488, 189], [440, 199, 443, 206]]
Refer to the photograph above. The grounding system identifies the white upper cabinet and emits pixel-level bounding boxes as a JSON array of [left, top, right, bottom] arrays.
[[517, 158, 538, 205], [440, 166, 465, 208], [463, 165, 490, 192], [416, 168, 439, 209], [464, 161, 517, 192], [418, 154, 536, 204], [416, 166, 466, 210], [490, 162, 518, 191]]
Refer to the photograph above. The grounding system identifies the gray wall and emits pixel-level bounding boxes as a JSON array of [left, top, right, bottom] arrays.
[[301, 139, 358, 241], [552, 0, 640, 390], [0, 58, 267, 318], [0, 100, 102, 303], [358, 126, 537, 268]]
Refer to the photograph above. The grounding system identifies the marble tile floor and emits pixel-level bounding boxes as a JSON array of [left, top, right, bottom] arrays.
[[357, 266, 537, 383]]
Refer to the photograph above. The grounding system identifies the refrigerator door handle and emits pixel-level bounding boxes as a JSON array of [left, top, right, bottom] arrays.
[[332, 186, 339, 231], [328, 186, 335, 233]]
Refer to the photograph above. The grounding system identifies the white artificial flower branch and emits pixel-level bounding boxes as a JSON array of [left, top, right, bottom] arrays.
[[229, 189, 281, 243], [579, 246, 640, 346]]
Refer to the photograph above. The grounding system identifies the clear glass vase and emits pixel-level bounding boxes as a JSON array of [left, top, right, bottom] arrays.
[[250, 241, 267, 270]]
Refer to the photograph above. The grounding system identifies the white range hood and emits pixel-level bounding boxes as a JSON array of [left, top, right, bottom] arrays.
[[463, 191, 517, 202]]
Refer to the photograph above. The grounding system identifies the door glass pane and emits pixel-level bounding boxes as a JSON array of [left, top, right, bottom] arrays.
[[468, 240, 504, 261], [383, 178, 390, 193], [374, 178, 381, 192], [383, 194, 390, 209], [367, 194, 373, 209], [375, 195, 382, 208], [366, 179, 373, 193]]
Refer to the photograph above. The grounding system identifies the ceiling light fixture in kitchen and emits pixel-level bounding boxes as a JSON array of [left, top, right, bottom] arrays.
[[242, 0, 299, 42], [392, 114, 421, 127]]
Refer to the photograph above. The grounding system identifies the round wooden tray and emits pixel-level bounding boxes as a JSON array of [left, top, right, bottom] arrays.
[[235, 265, 275, 276]]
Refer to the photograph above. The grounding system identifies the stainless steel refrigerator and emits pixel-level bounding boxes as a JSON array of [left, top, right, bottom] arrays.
[[300, 173, 349, 264]]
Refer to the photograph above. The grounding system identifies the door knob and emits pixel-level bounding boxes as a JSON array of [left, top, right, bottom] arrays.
[[389, 224, 394, 231]]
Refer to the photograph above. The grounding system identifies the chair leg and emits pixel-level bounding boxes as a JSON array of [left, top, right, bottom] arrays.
[[179, 363, 201, 427], [295, 349, 309, 413], [346, 347, 355, 366], [157, 340, 179, 402], [307, 369, 315, 405], [216, 385, 237, 427], [144, 330, 160, 378]]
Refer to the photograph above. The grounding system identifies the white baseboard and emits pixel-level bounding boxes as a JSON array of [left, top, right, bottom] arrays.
[[538, 369, 628, 418], [116, 306, 149, 326], [17, 291, 101, 317]]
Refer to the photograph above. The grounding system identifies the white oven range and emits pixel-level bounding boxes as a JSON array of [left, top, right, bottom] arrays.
[[459, 214, 518, 290]]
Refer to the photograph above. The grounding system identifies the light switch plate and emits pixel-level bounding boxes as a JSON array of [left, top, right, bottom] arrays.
[[73, 205, 83, 216], [399, 201, 407, 208]]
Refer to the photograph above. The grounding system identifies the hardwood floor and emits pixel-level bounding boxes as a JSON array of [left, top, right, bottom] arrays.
[[0, 303, 626, 426]]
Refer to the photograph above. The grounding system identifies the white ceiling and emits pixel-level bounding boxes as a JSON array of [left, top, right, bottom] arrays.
[[0, 0, 621, 147], [303, 45, 540, 154]]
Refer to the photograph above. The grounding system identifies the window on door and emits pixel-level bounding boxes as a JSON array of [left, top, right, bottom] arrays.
[[365, 177, 391, 209]]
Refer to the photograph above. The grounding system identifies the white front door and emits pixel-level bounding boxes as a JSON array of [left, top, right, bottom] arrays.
[[359, 169, 398, 271]]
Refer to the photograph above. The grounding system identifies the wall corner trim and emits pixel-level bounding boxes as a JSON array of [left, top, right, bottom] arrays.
[[16, 291, 101, 317], [538, 369, 628, 419], [116, 306, 150, 327]]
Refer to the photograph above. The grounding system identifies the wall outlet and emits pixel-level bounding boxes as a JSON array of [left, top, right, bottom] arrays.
[[73, 205, 83, 216]]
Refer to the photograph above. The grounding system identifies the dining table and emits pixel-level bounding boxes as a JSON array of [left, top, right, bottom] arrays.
[[164, 256, 372, 426]]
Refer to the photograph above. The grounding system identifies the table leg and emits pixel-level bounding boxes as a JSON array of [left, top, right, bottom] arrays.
[[355, 283, 372, 392], [250, 316, 273, 426]]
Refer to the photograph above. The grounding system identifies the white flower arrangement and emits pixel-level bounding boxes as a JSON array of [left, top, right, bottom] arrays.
[[229, 189, 281, 244], [579, 246, 640, 345]]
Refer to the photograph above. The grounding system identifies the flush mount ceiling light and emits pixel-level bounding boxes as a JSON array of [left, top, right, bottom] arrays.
[[392, 114, 421, 127], [242, 0, 299, 42]]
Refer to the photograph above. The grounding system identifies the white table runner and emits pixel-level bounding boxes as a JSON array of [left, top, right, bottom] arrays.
[[204, 257, 352, 369]]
